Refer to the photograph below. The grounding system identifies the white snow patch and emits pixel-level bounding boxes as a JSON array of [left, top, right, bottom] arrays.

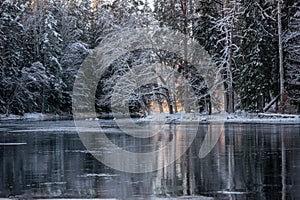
[[210, 112, 300, 123], [135, 112, 300, 124], [23, 113, 48, 120], [0, 114, 23, 120], [0, 142, 27, 146], [78, 173, 119, 178], [139, 113, 169, 121], [0, 113, 63, 121], [138, 112, 208, 123]]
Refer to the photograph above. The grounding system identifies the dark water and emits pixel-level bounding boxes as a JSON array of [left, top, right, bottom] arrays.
[[0, 120, 299, 199]]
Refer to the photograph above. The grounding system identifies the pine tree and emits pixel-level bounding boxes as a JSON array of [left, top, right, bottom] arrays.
[[21, 62, 49, 113], [283, 1, 300, 113], [41, 0, 64, 113], [193, 0, 221, 54], [0, 0, 27, 114], [61, 42, 90, 112], [236, 0, 278, 112]]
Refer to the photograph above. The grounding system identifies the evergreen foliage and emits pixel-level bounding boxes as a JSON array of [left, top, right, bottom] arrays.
[[0, 0, 299, 115]]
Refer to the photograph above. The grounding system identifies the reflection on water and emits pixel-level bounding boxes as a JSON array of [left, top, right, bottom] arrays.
[[0, 120, 300, 199]]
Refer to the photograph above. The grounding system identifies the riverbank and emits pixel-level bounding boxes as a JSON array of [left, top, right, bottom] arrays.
[[1, 112, 299, 124], [0, 113, 72, 121], [138, 112, 300, 124]]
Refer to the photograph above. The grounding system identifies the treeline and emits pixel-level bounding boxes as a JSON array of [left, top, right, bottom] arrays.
[[0, 0, 299, 115], [0, 0, 150, 115], [155, 0, 300, 113]]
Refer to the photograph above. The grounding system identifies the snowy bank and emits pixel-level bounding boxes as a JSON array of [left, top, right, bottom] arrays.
[[0, 113, 71, 121], [138, 112, 300, 124], [1, 112, 299, 124], [209, 112, 300, 123]]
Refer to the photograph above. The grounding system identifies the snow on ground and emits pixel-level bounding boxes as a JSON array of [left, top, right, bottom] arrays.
[[24, 113, 51, 120], [139, 111, 300, 124], [0, 113, 69, 121], [0, 112, 299, 124], [219, 112, 300, 123], [137, 112, 209, 124], [0, 114, 24, 120], [0, 113, 50, 121]]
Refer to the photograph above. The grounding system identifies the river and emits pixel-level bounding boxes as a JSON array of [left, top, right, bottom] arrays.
[[0, 120, 299, 199]]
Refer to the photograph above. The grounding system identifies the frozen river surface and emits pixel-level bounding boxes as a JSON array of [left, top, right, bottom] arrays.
[[0, 119, 300, 199]]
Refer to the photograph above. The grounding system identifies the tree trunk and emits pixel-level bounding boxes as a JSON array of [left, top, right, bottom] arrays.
[[180, 0, 191, 113], [159, 102, 164, 113], [223, 73, 234, 113], [278, 0, 285, 106], [221, 0, 235, 113]]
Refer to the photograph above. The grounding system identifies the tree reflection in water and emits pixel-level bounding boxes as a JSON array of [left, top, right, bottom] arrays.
[[0, 121, 299, 199]]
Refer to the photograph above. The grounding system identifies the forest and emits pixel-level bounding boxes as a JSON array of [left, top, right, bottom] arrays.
[[0, 0, 299, 116]]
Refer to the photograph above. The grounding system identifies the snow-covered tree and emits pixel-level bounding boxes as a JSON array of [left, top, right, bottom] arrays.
[[60, 0, 89, 46], [211, 0, 242, 113], [96, 48, 210, 116], [1, 0, 298, 115], [41, 1, 64, 113], [1, 62, 49, 115], [21, 62, 49, 112], [21, 0, 66, 113], [0, 0, 27, 114], [154, 0, 201, 34], [61, 42, 90, 111], [0, 0, 25, 69], [283, 1, 300, 113], [193, 0, 221, 55], [236, 0, 278, 112]]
